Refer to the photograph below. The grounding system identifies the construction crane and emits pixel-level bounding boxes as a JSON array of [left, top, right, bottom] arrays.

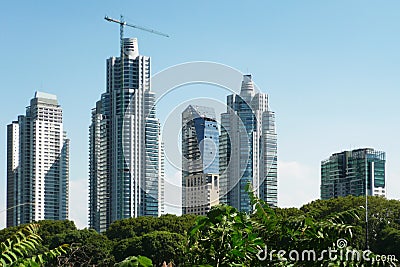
[[105, 15, 168, 56], [104, 15, 168, 115], [104, 15, 168, 86], [105, 16, 169, 38]]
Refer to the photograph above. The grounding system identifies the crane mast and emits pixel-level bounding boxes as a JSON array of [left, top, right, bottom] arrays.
[[105, 15, 169, 56], [104, 15, 169, 89]]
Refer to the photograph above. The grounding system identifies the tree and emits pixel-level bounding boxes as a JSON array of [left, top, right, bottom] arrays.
[[369, 226, 400, 261], [37, 220, 77, 247], [140, 231, 185, 266], [106, 214, 197, 241], [51, 228, 115, 266], [301, 195, 400, 260], [250, 190, 363, 266], [113, 231, 185, 266], [185, 189, 396, 267], [113, 237, 142, 263], [0, 224, 69, 267]]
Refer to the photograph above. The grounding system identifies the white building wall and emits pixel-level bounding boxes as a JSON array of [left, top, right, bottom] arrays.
[[7, 92, 69, 226]]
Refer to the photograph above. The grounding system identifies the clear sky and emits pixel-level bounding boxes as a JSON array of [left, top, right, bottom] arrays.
[[0, 1, 399, 229]]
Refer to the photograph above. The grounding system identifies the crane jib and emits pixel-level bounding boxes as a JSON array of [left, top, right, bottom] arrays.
[[104, 15, 169, 38]]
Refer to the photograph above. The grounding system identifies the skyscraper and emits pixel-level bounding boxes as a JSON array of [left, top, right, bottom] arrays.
[[7, 92, 69, 227], [219, 74, 277, 212], [89, 38, 164, 232], [321, 148, 386, 199], [182, 105, 219, 215]]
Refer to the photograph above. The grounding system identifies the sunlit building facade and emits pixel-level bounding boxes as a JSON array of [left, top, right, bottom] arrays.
[[7, 92, 69, 227], [219, 75, 277, 212], [89, 38, 164, 232]]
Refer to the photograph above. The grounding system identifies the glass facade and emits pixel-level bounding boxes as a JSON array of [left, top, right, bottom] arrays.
[[321, 148, 386, 200], [182, 105, 219, 215], [219, 75, 278, 212], [89, 38, 164, 232]]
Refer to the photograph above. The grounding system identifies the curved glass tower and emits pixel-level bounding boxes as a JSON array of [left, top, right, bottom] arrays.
[[219, 75, 277, 212], [89, 38, 164, 232]]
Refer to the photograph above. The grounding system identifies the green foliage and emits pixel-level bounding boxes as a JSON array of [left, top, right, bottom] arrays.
[[106, 214, 197, 241], [0, 225, 26, 244], [252, 190, 360, 248], [185, 190, 398, 266], [37, 220, 76, 246], [186, 205, 264, 266], [0, 224, 69, 267], [373, 227, 400, 260], [141, 231, 185, 266], [249, 190, 366, 266], [106, 213, 195, 266], [51, 228, 114, 266], [275, 207, 305, 218], [302, 195, 400, 260], [0, 224, 41, 266], [113, 231, 185, 266], [114, 255, 152, 267], [1, 195, 399, 266], [113, 236, 142, 263]]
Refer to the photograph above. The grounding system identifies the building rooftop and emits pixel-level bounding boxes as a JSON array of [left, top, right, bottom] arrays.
[[35, 91, 58, 100], [322, 148, 385, 163], [240, 74, 255, 98], [182, 105, 216, 122]]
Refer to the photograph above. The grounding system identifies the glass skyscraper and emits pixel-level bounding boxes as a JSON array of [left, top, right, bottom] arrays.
[[89, 38, 164, 232], [321, 148, 386, 199], [182, 105, 219, 215], [219, 74, 277, 212], [7, 92, 69, 227]]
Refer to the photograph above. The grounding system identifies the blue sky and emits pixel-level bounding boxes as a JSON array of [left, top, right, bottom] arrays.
[[0, 1, 399, 228]]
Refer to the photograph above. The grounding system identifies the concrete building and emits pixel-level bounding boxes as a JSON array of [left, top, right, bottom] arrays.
[[7, 92, 69, 227]]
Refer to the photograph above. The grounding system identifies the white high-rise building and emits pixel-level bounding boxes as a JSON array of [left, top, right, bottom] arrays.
[[219, 75, 277, 212], [6, 92, 69, 227], [89, 38, 164, 232]]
